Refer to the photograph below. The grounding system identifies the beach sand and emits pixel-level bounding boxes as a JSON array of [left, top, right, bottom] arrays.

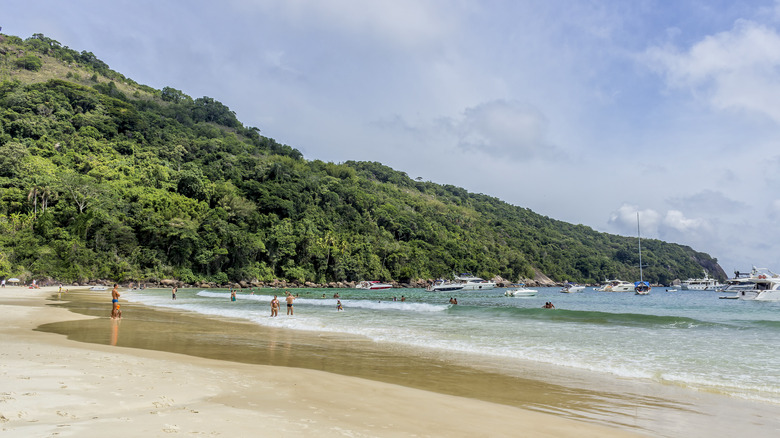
[[0, 286, 651, 437]]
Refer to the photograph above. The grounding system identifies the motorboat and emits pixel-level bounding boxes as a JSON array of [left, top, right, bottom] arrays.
[[719, 267, 772, 299], [505, 284, 538, 297], [356, 281, 392, 290], [680, 271, 723, 291], [454, 273, 496, 291], [735, 269, 780, 301], [560, 283, 585, 293], [597, 279, 635, 292], [427, 279, 464, 292]]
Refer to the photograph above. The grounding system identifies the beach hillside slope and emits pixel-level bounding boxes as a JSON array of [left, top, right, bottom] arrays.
[[0, 32, 724, 286]]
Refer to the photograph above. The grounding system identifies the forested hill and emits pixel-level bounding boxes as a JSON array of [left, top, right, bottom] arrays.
[[0, 33, 725, 286]]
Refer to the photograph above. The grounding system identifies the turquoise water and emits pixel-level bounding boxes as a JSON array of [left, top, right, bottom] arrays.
[[125, 286, 780, 405]]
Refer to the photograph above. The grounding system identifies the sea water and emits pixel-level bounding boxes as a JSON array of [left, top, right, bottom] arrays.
[[125, 287, 780, 406]]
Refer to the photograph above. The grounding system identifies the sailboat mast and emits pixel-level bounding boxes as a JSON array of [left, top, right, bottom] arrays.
[[637, 212, 643, 283]]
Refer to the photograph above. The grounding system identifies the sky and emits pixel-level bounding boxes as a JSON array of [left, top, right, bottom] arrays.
[[5, 0, 780, 274]]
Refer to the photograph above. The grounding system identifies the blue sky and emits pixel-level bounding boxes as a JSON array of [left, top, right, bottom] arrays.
[[6, 0, 780, 274]]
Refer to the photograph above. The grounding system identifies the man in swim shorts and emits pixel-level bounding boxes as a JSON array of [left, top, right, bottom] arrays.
[[111, 284, 121, 318], [285, 292, 295, 315]]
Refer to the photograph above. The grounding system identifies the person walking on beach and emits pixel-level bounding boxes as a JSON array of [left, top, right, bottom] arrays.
[[111, 284, 121, 319], [285, 292, 295, 315], [271, 295, 279, 317]]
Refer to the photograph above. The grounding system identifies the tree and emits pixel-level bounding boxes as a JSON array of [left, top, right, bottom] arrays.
[[14, 55, 42, 71], [59, 171, 101, 214], [27, 185, 40, 219]]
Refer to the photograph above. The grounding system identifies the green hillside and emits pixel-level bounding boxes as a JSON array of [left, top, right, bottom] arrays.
[[0, 33, 724, 286]]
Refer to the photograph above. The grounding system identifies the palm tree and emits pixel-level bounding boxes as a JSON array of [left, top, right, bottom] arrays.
[[39, 186, 55, 213], [27, 186, 40, 218]]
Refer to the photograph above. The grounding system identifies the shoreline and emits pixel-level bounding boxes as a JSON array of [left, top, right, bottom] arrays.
[[4, 286, 777, 437], [0, 286, 647, 437]]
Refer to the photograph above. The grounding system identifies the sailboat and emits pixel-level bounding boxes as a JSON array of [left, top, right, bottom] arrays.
[[634, 212, 651, 295]]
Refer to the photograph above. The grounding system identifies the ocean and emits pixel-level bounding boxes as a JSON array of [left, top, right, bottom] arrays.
[[125, 286, 780, 408]]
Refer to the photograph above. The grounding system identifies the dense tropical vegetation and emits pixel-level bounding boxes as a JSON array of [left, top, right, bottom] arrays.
[[0, 33, 724, 285]]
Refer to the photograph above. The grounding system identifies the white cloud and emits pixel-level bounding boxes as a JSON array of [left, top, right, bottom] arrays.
[[662, 210, 708, 233], [448, 100, 557, 161], [644, 19, 780, 122], [608, 204, 662, 237], [608, 204, 711, 241]]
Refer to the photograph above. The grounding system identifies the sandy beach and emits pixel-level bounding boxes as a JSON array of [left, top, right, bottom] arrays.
[[0, 286, 652, 438]]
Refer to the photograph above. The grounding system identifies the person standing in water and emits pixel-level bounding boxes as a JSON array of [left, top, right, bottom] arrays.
[[337, 300, 343, 311], [171, 286, 177, 300], [285, 291, 295, 315], [231, 290, 237, 301], [111, 284, 121, 319], [271, 295, 279, 317]]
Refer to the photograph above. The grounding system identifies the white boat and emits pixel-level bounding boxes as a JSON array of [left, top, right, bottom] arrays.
[[733, 268, 780, 301], [560, 283, 585, 293], [427, 279, 464, 292], [598, 279, 635, 292], [680, 271, 723, 291], [89, 286, 107, 291], [356, 281, 392, 290], [505, 284, 538, 297], [454, 273, 496, 291]]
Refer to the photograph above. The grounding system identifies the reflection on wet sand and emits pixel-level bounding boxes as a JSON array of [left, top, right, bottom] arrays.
[[110, 318, 120, 346]]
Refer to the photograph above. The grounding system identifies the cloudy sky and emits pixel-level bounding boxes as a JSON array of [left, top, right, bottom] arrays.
[[6, 0, 780, 273]]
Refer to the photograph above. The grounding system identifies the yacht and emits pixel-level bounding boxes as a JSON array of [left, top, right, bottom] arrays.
[[737, 274, 780, 301], [454, 273, 496, 291], [597, 279, 635, 292], [505, 284, 538, 297], [560, 283, 585, 293], [681, 271, 723, 291], [356, 281, 392, 290], [720, 267, 780, 301], [718, 268, 762, 298], [427, 279, 464, 292]]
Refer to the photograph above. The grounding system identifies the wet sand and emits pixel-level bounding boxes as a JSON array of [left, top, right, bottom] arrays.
[[4, 287, 777, 437]]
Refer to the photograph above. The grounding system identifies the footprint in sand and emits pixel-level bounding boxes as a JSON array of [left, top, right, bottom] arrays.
[[162, 424, 180, 433], [56, 410, 76, 419]]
